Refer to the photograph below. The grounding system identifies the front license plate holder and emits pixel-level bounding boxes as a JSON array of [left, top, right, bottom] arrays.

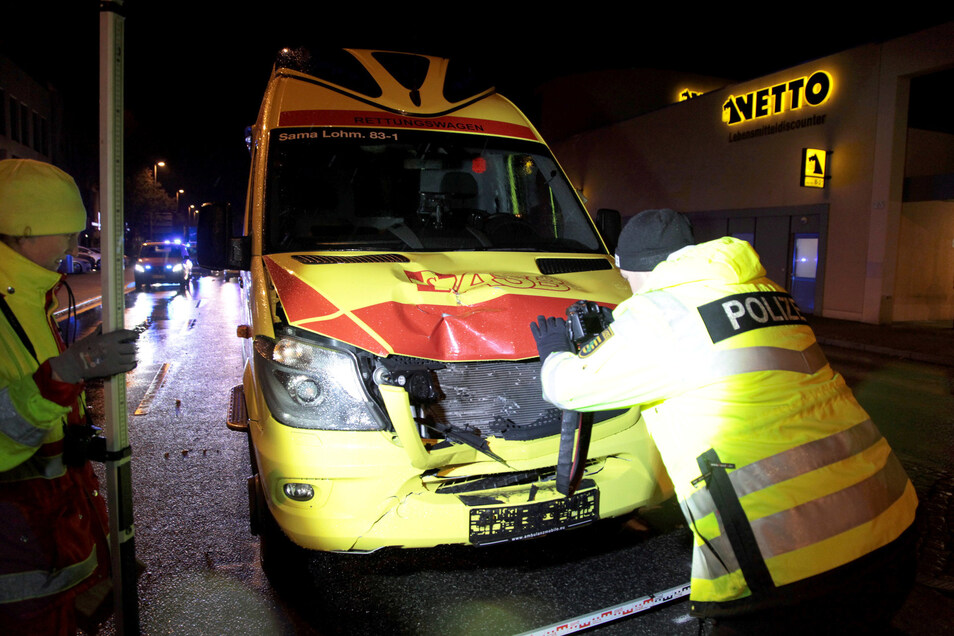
[[468, 488, 599, 546]]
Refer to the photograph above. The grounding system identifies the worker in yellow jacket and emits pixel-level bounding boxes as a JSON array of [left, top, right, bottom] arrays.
[[0, 159, 138, 635], [531, 209, 917, 634]]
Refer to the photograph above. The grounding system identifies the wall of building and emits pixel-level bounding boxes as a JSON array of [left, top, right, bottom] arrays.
[[553, 44, 884, 319], [893, 128, 954, 322], [539, 69, 732, 142], [550, 22, 954, 324], [895, 199, 954, 321], [906, 129, 954, 177]]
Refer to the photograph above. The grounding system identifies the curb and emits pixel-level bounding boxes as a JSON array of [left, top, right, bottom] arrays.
[[816, 336, 954, 368]]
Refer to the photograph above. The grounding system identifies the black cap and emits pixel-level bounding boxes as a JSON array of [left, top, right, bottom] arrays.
[[614, 209, 694, 271]]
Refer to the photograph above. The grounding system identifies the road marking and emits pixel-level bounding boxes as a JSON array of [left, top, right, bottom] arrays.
[[134, 363, 171, 416]]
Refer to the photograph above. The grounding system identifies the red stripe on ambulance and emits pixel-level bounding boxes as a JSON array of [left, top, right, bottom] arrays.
[[278, 109, 537, 141], [264, 257, 340, 319]]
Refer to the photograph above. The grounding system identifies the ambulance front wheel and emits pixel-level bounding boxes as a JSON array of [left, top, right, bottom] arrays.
[[250, 473, 308, 586]]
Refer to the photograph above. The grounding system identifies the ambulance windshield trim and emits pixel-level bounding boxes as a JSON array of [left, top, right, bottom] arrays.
[[263, 128, 604, 254]]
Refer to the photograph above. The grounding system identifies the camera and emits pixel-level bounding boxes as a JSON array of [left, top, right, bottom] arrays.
[[565, 300, 614, 352]]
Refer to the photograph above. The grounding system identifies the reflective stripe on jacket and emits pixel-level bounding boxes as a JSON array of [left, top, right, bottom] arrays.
[[0, 241, 109, 612], [540, 237, 917, 614]]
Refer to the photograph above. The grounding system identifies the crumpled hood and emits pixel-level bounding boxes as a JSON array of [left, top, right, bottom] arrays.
[[263, 252, 627, 361], [645, 237, 767, 292]]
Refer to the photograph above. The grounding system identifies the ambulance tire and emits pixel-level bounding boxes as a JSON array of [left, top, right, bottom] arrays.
[[247, 473, 265, 536], [247, 431, 258, 475], [252, 474, 309, 586]]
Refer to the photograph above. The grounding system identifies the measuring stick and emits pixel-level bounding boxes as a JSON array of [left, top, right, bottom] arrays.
[[515, 582, 691, 636], [99, 1, 140, 633]]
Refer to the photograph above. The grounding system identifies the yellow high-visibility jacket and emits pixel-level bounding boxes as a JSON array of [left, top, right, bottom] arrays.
[[541, 237, 917, 615], [0, 241, 109, 616]]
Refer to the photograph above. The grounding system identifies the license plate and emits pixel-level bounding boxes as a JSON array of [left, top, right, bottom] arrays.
[[468, 489, 599, 546]]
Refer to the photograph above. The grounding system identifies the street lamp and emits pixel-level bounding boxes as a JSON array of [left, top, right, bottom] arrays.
[[153, 161, 166, 184]]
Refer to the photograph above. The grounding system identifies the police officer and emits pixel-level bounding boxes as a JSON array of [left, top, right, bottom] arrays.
[[531, 209, 917, 634], [0, 159, 138, 634]]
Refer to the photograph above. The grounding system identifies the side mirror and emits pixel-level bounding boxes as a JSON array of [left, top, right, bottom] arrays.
[[197, 202, 250, 270], [596, 208, 622, 254]]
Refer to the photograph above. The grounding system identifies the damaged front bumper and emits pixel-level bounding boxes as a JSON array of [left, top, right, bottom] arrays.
[[247, 379, 671, 552]]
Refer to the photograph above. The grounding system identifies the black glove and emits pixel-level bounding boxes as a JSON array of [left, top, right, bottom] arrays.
[[48, 328, 139, 384], [530, 315, 572, 361]]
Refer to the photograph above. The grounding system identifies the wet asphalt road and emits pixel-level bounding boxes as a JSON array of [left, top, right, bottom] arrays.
[[80, 276, 699, 636], [71, 275, 953, 635]]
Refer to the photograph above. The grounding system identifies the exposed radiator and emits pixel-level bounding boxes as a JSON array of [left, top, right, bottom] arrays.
[[423, 360, 562, 440]]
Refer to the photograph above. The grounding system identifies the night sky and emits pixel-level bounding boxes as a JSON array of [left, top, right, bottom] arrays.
[[3, 3, 953, 209]]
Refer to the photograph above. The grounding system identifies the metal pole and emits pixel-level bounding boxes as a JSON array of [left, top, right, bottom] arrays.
[[99, 1, 140, 633]]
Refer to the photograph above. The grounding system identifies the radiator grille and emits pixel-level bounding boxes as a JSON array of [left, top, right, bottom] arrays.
[[424, 360, 562, 440]]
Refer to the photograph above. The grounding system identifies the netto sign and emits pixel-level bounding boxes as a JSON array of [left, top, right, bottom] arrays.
[[723, 71, 833, 126]]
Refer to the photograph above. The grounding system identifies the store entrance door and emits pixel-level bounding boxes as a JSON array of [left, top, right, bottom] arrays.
[[791, 233, 819, 313], [685, 205, 827, 314]]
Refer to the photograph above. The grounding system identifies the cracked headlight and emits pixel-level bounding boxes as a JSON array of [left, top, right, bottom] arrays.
[[254, 334, 387, 430]]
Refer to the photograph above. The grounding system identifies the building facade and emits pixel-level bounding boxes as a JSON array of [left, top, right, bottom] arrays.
[[0, 53, 62, 164], [548, 23, 954, 324]]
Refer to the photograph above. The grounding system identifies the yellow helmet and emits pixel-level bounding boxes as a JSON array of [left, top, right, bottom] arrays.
[[0, 159, 87, 236]]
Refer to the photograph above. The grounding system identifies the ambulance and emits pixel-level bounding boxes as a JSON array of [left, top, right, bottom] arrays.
[[197, 48, 672, 566]]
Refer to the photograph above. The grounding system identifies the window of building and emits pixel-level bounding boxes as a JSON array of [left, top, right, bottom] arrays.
[[9, 96, 19, 142], [39, 116, 48, 155], [19, 103, 28, 145]]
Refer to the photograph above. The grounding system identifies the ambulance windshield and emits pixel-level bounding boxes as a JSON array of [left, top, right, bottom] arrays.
[[263, 128, 604, 254]]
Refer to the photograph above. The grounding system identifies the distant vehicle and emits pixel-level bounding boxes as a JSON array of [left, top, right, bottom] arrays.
[[134, 241, 193, 291], [77, 246, 101, 269], [57, 254, 93, 274], [75, 253, 97, 271]]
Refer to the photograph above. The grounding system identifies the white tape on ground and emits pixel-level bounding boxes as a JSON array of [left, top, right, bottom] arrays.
[[515, 582, 691, 636]]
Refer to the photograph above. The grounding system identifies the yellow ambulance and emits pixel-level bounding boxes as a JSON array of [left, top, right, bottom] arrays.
[[198, 48, 671, 567]]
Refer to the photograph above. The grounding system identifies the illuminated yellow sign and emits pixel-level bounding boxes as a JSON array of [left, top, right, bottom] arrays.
[[679, 88, 703, 101], [723, 71, 833, 125], [801, 148, 828, 188]]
